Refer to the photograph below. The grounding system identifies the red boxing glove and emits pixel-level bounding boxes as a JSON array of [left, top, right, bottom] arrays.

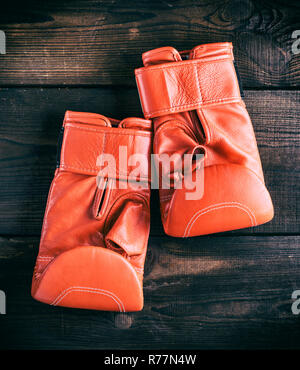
[[135, 42, 273, 237], [32, 111, 152, 311]]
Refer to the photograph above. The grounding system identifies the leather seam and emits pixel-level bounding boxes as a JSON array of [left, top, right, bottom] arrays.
[[144, 97, 241, 117], [59, 163, 150, 181], [194, 63, 203, 104], [160, 164, 266, 223], [65, 123, 151, 138], [183, 202, 257, 237], [61, 125, 150, 178], [135, 56, 232, 75], [51, 286, 125, 312]]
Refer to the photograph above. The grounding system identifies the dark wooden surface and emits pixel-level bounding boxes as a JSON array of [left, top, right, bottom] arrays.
[[1, 235, 300, 349], [0, 0, 300, 87], [0, 0, 299, 350]]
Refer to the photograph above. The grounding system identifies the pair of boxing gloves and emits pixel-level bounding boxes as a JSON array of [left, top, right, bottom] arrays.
[[32, 42, 274, 312]]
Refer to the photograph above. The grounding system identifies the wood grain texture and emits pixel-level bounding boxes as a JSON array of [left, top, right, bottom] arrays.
[[0, 0, 299, 87], [0, 235, 299, 349], [0, 88, 299, 236], [0, 0, 299, 353]]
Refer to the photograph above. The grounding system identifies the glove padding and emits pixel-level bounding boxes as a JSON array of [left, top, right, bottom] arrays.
[[32, 111, 152, 311], [135, 42, 273, 237]]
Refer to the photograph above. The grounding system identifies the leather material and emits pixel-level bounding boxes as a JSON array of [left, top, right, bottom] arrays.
[[135, 43, 240, 119], [135, 42, 274, 237], [32, 111, 152, 311]]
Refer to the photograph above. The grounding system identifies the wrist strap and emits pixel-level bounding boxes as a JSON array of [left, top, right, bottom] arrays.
[[135, 56, 241, 119], [60, 121, 152, 183]]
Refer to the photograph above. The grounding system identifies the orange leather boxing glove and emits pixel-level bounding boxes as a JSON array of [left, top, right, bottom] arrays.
[[135, 42, 273, 237], [32, 111, 152, 311]]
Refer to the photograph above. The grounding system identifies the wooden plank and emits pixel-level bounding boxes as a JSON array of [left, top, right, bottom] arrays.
[[0, 0, 299, 87], [0, 235, 299, 349], [0, 88, 299, 236]]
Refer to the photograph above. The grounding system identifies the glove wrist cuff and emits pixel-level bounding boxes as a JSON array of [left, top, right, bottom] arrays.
[[58, 111, 152, 182], [135, 54, 241, 119]]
